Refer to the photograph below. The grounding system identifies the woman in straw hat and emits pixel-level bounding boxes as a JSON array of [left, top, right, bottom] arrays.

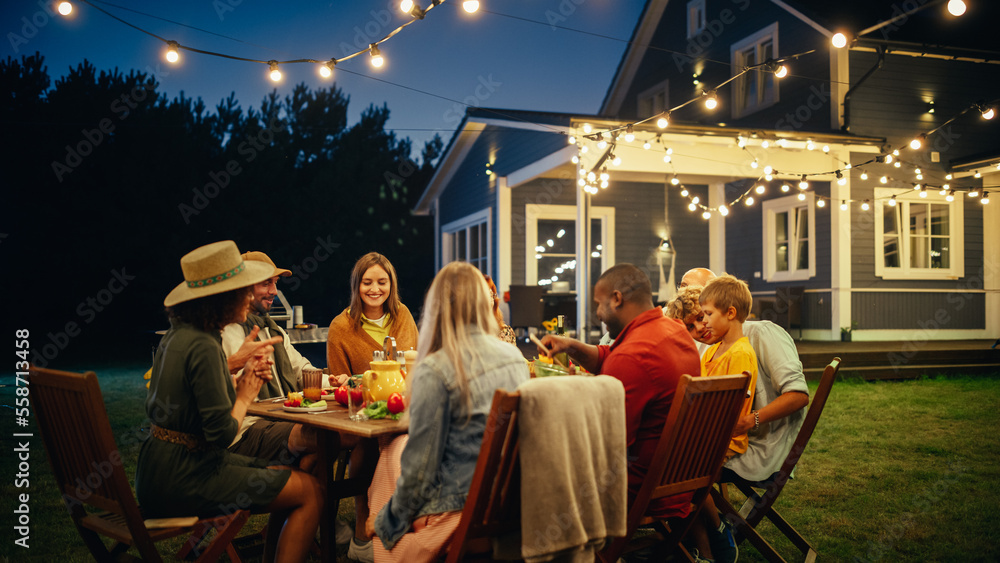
[[360, 262, 529, 562], [136, 241, 322, 563]]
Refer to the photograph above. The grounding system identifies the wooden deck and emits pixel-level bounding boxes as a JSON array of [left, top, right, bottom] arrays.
[[796, 339, 1000, 380]]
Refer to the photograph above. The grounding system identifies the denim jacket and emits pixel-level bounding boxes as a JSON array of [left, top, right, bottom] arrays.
[[374, 329, 529, 549]]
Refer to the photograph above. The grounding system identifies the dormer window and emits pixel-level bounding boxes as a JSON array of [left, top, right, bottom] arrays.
[[687, 0, 706, 38], [731, 23, 780, 118]]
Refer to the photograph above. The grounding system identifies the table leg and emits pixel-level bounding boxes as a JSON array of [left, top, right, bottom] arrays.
[[318, 430, 335, 563]]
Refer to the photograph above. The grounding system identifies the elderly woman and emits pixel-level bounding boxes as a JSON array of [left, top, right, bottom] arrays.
[[359, 261, 530, 563], [327, 252, 418, 378], [136, 240, 322, 563]]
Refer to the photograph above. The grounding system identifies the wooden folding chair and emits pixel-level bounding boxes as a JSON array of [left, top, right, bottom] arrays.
[[446, 388, 522, 563], [598, 372, 751, 563], [28, 366, 250, 562], [711, 357, 841, 563]]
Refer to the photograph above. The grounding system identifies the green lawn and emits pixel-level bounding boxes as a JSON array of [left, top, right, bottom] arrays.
[[2, 365, 998, 561]]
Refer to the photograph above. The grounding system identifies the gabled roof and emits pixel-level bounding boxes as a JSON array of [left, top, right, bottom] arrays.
[[412, 108, 574, 214]]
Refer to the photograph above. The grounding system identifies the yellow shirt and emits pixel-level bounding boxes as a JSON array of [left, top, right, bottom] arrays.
[[701, 336, 758, 455], [361, 313, 393, 347]]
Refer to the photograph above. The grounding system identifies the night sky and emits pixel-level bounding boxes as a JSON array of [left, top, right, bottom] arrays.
[[2, 0, 646, 152]]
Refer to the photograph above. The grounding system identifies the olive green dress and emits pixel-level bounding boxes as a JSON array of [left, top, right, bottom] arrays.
[[136, 319, 290, 517]]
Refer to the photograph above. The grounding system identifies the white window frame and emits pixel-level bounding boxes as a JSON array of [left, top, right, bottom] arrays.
[[874, 188, 964, 280], [441, 208, 492, 274], [525, 204, 616, 286], [730, 23, 779, 119], [637, 79, 670, 121], [762, 193, 815, 282], [687, 0, 707, 39]]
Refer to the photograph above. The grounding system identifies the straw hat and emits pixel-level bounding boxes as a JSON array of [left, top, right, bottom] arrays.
[[242, 251, 292, 277], [164, 241, 274, 307]]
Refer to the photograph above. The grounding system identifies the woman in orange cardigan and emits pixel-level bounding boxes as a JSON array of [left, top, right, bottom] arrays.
[[327, 252, 419, 379]]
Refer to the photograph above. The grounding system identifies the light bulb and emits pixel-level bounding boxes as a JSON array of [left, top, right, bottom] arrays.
[[806, 140, 815, 151], [832, 32, 848, 48], [799, 176, 809, 190], [755, 184, 765, 194], [974, 171, 982, 178], [670, 176, 680, 186], [983, 107, 996, 120], [894, 161, 902, 168], [750, 160, 759, 169], [571, 155, 579, 164], [860, 172, 869, 180], [774, 64, 788, 78], [838, 176, 847, 186], [663, 154, 672, 163], [946, 173, 953, 180], [597, 140, 607, 149], [624, 132, 635, 143], [704, 91, 718, 110], [841, 200, 849, 211], [657, 115, 669, 128], [781, 184, 790, 192], [689, 202, 697, 212], [400, 0, 413, 13], [702, 211, 712, 220], [939, 187, 948, 196], [817, 199, 826, 208], [798, 192, 806, 201], [823, 145, 830, 153], [969, 188, 980, 197], [582, 123, 592, 134], [948, 0, 967, 16], [766, 174, 773, 181], [57, 2, 72, 16], [681, 188, 689, 197], [463, 0, 480, 13], [888, 196, 897, 206], [893, 149, 900, 156], [910, 137, 922, 150], [613, 155, 622, 166], [762, 140, 770, 148], [587, 172, 596, 182], [568, 135, 576, 145], [737, 136, 747, 148], [919, 188, 928, 198], [165, 41, 180, 64], [268, 61, 282, 82], [983, 195, 991, 205], [764, 165, 773, 175], [885, 154, 894, 164], [643, 141, 651, 150], [691, 196, 700, 204], [720, 205, 729, 216], [369, 44, 384, 68], [745, 196, 755, 206], [319, 60, 335, 78], [861, 199, 870, 211], [946, 190, 955, 202], [880, 176, 888, 184]]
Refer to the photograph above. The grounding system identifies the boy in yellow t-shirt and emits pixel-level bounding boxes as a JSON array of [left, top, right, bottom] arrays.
[[699, 274, 758, 459]]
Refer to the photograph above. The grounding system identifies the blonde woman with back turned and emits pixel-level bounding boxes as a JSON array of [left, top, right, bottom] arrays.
[[360, 262, 529, 563]]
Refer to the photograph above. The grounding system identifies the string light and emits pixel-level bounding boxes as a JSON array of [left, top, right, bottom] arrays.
[[799, 175, 809, 190], [946, 190, 955, 202], [755, 184, 766, 194], [719, 205, 729, 216], [806, 140, 815, 151], [888, 195, 897, 206], [983, 194, 991, 205], [910, 134, 925, 150], [268, 61, 282, 82], [884, 154, 894, 164], [774, 64, 788, 78], [656, 113, 669, 129], [836, 170, 846, 185], [689, 202, 698, 211], [974, 171, 982, 178], [948, 0, 967, 17], [745, 196, 755, 206], [704, 91, 719, 110], [816, 198, 826, 208], [946, 173, 953, 180], [822, 145, 830, 153], [582, 123, 593, 134], [162, 40, 180, 64], [681, 188, 689, 197], [369, 44, 384, 68], [969, 188, 980, 197], [983, 106, 996, 120], [702, 211, 712, 220], [319, 59, 336, 78], [463, 0, 481, 13], [841, 200, 849, 211], [919, 187, 928, 198], [861, 199, 870, 211], [643, 140, 651, 150], [880, 176, 888, 184], [670, 176, 680, 185], [798, 192, 806, 201], [58, 2, 73, 16], [860, 171, 869, 180], [832, 32, 849, 48], [781, 183, 790, 193], [624, 124, 635, 143]]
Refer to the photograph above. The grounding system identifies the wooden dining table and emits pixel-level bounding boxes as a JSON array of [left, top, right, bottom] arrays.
[[246, 399, 407, 563]]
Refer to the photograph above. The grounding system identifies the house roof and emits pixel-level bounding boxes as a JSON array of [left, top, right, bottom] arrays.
[[600, 0, 1000, 117]]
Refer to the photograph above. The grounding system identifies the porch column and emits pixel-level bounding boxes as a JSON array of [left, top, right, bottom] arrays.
[[984, 190, 1000, 337], [576, 183, 592, 343], [496, 176, 512, 298], [708, 182, 727, 275], [831, 150, 852, 341]]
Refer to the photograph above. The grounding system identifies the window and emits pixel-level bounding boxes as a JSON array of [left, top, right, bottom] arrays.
[[762, 193, 815, 281], [731, 24, 779, 118], [442, 209, 491, 274], [687, 0, 706, 38], [637, 79, 669, 121], [874, 188, 964, 279], [525, 204, 616, 291]]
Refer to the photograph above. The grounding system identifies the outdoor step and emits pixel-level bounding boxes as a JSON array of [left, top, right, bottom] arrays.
[[804, 362, 1000, 381]]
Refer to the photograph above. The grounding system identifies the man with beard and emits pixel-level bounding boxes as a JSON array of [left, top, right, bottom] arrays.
[[538, 264, 701, 521]]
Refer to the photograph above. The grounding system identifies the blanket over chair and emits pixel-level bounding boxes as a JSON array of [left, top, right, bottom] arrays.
[[516, 375, 628, 562]]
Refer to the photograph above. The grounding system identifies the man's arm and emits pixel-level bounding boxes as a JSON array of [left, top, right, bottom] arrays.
[[733, 389, 809, 435], [222, 325, 281, 374], [538, 334, 603, 374], [736, 321, 810, 435]]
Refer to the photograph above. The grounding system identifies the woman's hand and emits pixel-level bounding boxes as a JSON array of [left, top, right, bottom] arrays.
[[236, 352, 272, 403], [329, 373, 349, 387]]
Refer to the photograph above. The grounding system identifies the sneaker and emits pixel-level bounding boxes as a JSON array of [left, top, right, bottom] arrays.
[[334, 518, 354, 546], [347, 537, 374, 563], [708, 518, 738, 563], [691, 548, 714, 563]]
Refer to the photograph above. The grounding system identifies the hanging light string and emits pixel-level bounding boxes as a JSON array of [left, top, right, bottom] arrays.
[[67, 0, 459, 71]]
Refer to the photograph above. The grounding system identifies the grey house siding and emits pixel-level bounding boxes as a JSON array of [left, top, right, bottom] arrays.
[[852, 292, 985, 330], [594, 180, 668, 293], [803, 292, 831, 330], [667, 184, 710, 285], [846, 51, 1000, 160], [615, 1, 832, 132]]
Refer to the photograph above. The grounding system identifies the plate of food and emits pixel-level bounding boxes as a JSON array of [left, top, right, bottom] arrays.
[[282, 393, 330, 412]]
